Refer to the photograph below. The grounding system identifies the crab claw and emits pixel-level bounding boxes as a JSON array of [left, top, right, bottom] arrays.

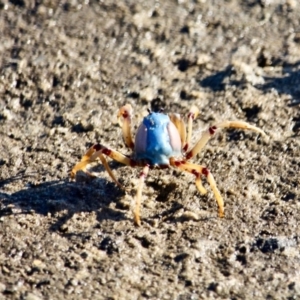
[[117, 104, 134, 149], [117, 104, 133, 127]]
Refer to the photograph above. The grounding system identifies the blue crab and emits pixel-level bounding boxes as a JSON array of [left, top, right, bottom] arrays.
[[71, 104, 266, 226]]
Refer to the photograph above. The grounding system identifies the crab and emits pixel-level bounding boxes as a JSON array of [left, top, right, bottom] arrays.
[[71, 104, 266, 226]]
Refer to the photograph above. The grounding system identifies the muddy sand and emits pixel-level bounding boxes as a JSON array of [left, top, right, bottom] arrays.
[[0, 1, 300, 299]]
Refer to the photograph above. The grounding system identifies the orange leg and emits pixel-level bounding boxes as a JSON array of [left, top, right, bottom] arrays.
[[186, 121, 266, 160], [117, 104, 135, 149], [70, 146, 98, 178], [183, 105, 199, 152], [170, 158, 224, 218], [71, 144, 134, 189], [134, 165, 150, 226]]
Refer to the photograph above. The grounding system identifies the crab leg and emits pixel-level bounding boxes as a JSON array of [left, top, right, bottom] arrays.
[[118, 104, 135, 149], [71, 145, 98, 178], [71, 144, 134, 188], [186, 121, 266, 159], [183, 105, 199, 152], [134, 164, 150, 226], [170, 159, 224, 218]]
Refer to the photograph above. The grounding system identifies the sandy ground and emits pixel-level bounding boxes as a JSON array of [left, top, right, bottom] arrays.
[[0, 0, 300, 299]]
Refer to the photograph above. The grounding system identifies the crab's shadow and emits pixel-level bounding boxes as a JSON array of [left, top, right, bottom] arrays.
[[0, 171, 128, 232], [0, 169, 193, 232]]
